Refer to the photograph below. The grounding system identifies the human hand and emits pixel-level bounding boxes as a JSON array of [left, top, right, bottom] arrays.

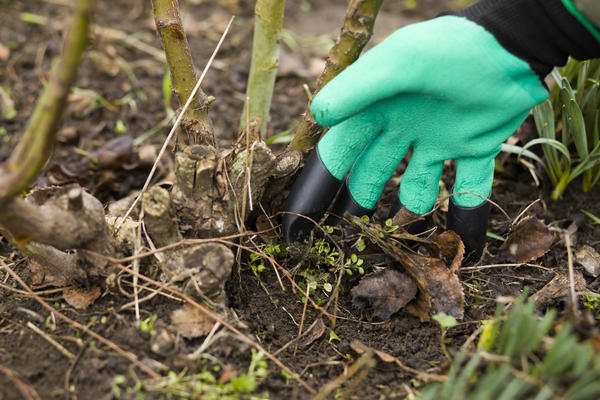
[[283, 0, 599, 258]]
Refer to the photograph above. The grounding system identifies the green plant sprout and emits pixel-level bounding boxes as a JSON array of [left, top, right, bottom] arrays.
[[248, 241, 287, 273], [526, 59, 600, 199], [113, 349, 268, 399], [432, 312, 458, 361], [418, 296, 600, 400], [139, 314, 158, 334]]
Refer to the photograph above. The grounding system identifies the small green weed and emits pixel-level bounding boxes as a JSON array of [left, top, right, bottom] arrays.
[[248, 241, 287, 273], [139, 314, 157, 334], [113, 349, 268, 399]]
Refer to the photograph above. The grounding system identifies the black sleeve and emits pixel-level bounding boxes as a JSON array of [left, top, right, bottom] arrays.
[[442, 0, 600, 80]]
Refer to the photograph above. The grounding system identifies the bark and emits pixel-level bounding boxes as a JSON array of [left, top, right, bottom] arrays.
[[241, 0, 286, 137], [0, 0, 94, 201], [288, 0, 384, 152], [151, 0, 215, 147]]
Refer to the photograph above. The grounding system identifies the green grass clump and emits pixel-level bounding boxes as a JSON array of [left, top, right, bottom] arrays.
[[418, 296, 600, 400], [525, 59, 600, 199]]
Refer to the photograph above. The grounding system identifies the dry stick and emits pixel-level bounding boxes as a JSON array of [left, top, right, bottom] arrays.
[[98, 258, 315, 394], [294, 282, 311, 357], [26, 321, 75, 360], [312, 351, 376, 400], [0, 364, 41, 400], [0, 261, 160, 380], [565, 233, 579, 314], [116, 16, 235, 231]]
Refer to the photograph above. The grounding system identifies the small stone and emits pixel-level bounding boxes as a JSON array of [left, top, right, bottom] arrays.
[[576, 245, 600, 277]]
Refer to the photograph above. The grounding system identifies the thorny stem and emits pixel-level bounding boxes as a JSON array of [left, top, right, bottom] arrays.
[[0, 0, 94, 202], [289, 0, 384, 152], [241, 0, 286, 137], [151, 0, 215, 146]]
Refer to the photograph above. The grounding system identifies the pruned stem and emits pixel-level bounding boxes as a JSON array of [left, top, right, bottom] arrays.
[[151, 0, 215, 147], [241, 0, 286, 138], [0, 0, 94, 201], [288, 0, 383, 152]]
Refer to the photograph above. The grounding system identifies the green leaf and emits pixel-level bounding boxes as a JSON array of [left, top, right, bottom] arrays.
[[432, 312, 458, 329], [329, 330, 341, 343]]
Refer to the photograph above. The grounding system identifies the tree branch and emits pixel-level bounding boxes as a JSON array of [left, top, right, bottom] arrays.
[[241, 0, 286, 137], [288, 0, 383, 152], [151, 0, 215, 147], [0, 0, 94, 201]]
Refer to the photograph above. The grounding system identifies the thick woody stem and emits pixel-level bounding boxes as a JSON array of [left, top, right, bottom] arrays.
[[0, 0, 94, 201], [288, 0, 383, 152], [241, 0, 286, 138], [151, 0, 215, 147]]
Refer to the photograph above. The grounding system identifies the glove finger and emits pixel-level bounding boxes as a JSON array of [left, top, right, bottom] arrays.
[[453, 156, 495, 207], [398, 150, 445, 215], [346, 128, 412, 210], [317, 110, 384, 180], [311, 26, 424, 127]]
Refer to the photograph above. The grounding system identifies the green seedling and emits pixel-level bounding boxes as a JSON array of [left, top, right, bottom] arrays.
[[248, 241, 287, 273], [139, 314, 157, 334], [432, 312, 458, 361], [343, 253, 364, 276], [328, 330, 341, 343], [113, 349, 268, 399]]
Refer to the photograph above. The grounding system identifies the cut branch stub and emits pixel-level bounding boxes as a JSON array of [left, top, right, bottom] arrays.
[[288, 0, 384, 152], [181, 243, 234, 305], [142, 185, 182, 249], [151, 0, 215, 147]]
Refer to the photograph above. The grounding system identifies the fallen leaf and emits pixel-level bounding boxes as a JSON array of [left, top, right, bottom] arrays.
[[92, 135, 134, 169], [170, 304, 214, 339], [352, 217, 465, 322], [531, 271, 586, 308], [63, 286, 101, 309], [576, 245, 600, 277], [301, 318, 325, 348], [351, 269, 417, 319], [499, 217, 553, 263]]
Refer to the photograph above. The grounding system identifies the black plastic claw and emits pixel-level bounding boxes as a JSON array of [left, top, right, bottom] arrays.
[[282, 150, 342, 242], [324, 181, 375, 226], [387, 196, 429, 235], [447, 195, 490, 262]]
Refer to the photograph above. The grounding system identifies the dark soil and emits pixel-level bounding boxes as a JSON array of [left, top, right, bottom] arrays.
[[2, 1, 599, 399]]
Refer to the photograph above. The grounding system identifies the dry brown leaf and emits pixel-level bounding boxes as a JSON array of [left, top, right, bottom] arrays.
[[355, 217, 465, 322], [301, 318, 325, 348], [351, 269, 417, 319], [92, 135, 134, 169], [531, 271, 586, 308], [499, 217, 553, 263], [170, 304, 214, 339], [63, 286, 101, 310]]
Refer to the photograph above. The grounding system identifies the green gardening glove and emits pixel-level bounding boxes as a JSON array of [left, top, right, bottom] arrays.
[[313, 15, 547, 215], [282, 0, 600, 259]]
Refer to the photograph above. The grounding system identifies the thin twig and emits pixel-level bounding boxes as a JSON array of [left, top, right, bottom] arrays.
[[92, 257, 315, 394], [26, 322, 75, 360], [565, 233, 579, 314], [116, 16, 235, 231], [1, 261, 160, 379], [0, 364, 41, 400], [294, 282, 310, 357], [312, 351, 376, 400]]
